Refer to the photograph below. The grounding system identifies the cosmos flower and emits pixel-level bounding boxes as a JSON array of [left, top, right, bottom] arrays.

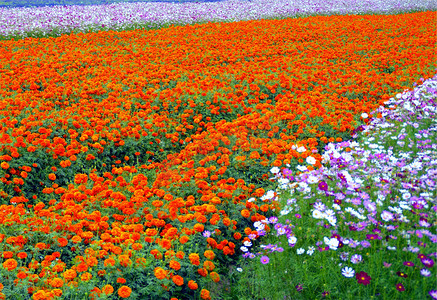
[[356, 271, 371, 285], [341, 266, 355, 278], [396, 283, 405, 292], [260, 256, 269, 264], [420, 268, 431, 277]]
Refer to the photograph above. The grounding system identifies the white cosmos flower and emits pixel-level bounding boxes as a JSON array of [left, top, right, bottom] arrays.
[[261, 190, 275, 201], [326, 216, 337, 226], [324, 237, 339, 250], [296, 165, 308, 172], [332, 204, 341, 210], [288, 236, 297, 244], [361, 113, 368, 118], [306, 156, 316, 165], [324, 209, 335, 217], [243, 241, 252, 247], [312, 209, 325, 219], [307, 246, 315, 256], [307, 175, 319, 184], [401, 193, 411, 200], [297, 248, 305, 255], [296, 146, 307, 153], [240, 246, 248, 252], [280, 207, 292, 216], [398, 201, 411, 210], [278, 177, 290, 185], [341, 266, 355, 278], [270, 167, 280, 174], [254, 221, 265, 230]]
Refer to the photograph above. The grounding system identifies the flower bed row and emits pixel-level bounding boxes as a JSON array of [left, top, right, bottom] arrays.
[[0, 8, 436, 300]]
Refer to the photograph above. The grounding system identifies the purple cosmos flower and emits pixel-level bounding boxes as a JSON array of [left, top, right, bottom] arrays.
[[322, 291, 330, 297], [360, 240, 371, 248], [283, 168, 294, 180], [383, 262, 392, 268], [418, 241, 426, 247], [339, 252, 349, 261], [421, 257, 435, 268], [260, 256, 269, 264], [268, 216, 278, 224], [366, 234, 382, 240], [318, 181, 328, 191], [420, 268, 431, 277], [429, 290, 437, 300], [295, 284, 303, 292], [381, 210, 394, 222], [351, 254, 362, 264]]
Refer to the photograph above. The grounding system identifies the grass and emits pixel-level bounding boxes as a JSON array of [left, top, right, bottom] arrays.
[[0, 1, 436, 299]]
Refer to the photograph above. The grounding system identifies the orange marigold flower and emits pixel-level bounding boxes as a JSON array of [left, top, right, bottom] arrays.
[[193, 223, 204, 232], [0, 162, 9, 169], [197, 268, 208, 277], [160, 238, 172, 250], [35, 243, 46, 250], [2, 251, 13, 258], [188, 280, 198, 290], [176, 251, 184, 259], [48, 173, 56, 181], [200, 289, 211, 300], [210, 272, 220, 283], [118, 255, 132, 267], [104, 258, 116, 267], [117, 277, 126, 284], [203, 260, 215, 271], [71, 235, 82, 244], [50, 277, 64, 288], [117, 286, 132, 299], [241, 209, 250, 218], [80, 272, 92, 281], [172, 275, 184, 286], [3, 258, 18, 271], [154, 267, 168, 280], [189, 253, 200, 266], [179, 236, 189, 244], [169, 260, 181, 271], [102, 284, 114, 295], [62, 269, 77, 280], [17, 252, 28, 259], [145, 229, 158, 236], [203, 250, 215, 260], [52, 289, 62, 297]]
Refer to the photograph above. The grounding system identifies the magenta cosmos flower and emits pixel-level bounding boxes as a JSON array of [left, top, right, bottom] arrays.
[[403, 261, 414, 267], [260, 256, 269, 264], [356, 271, 371, 285], [396, 283, 405, 292]]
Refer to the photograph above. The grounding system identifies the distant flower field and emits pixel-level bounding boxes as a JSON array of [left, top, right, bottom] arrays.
[[0, 0, 436, 299]]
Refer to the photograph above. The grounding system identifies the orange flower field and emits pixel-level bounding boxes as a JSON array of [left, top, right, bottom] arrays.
[[0, 10, 436, 300]]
